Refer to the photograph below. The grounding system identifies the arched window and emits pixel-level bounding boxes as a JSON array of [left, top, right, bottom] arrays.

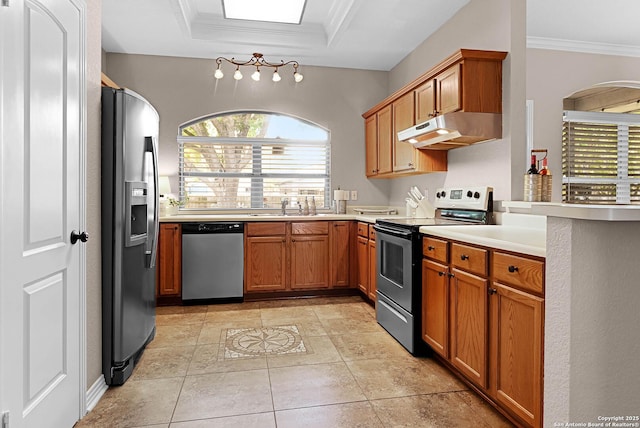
[[178, 111, 331, 210]]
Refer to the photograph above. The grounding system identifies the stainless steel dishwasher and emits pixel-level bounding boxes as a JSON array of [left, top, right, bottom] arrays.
[[181, 222, 244, 302]]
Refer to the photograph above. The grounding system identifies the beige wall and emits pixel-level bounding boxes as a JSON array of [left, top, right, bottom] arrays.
[[385, 0, 526, 205], [527, 48, 640, 201], [104, 54, 391, 206], [86, 0, 103, 390]]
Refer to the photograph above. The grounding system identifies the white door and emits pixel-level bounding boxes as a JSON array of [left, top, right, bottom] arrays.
[[0, 0, 84, 427]]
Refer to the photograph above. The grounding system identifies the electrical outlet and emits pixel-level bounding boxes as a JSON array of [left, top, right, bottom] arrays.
[[351, 190, 358, 200]]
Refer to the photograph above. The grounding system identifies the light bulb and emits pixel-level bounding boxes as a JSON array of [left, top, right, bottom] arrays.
[[251, 69, 261, 81], [214, 68, 224, 79], [233, 69, 243, 80], [294, 72, 303, 83], [272, 70, 281, 82]]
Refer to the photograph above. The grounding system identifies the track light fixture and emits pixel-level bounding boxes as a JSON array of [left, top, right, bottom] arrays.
[[214, 52, 303, 83]]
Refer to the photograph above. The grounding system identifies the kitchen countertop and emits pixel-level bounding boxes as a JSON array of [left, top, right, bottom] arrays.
[[502, 201, 640, 221], [160, 213, 390, 224], [419, 213, 547, 258]]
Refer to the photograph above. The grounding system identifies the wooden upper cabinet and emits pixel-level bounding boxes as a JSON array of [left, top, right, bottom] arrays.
[[415, 79, 436, 124], [376, 105, 393, 175], [365, 115, 378, 177], [363, 49, 506, 172], [392, 92, 416, 173]]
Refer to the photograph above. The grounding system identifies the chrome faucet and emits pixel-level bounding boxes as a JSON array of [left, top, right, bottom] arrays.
[[281, 198, 289, 215]]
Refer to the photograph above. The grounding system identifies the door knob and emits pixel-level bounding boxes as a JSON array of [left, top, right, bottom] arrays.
[[71, 230, 89, 244]]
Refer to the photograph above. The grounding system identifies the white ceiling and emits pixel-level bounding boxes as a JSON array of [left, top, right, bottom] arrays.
[[102, 0, 640, 72]]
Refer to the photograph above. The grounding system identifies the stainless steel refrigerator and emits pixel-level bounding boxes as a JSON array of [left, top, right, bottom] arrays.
[[101, 87, 159, 385]]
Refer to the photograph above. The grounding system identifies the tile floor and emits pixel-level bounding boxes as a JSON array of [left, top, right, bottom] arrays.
[[76, 296, 514, 428]]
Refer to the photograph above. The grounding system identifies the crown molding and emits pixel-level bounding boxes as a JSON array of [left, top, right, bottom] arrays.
[[527, 36, 640, 58]]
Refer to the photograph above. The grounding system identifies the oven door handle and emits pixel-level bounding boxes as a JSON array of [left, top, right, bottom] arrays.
[[373, 224, 413, 239]]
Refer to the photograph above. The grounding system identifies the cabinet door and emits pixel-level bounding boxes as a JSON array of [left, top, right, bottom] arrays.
[[422, 259, 449, 358], [157, 223, 182, 297], [490, 283, 544, 428], [245, 236, 287, 292], [393, 92, 416, 172], [365, 115, 378, 177], [376, 105, 393, 175], [290, 235, 329, 289], [368, 234, 377, 301], [436, 64, 461, 115], [356, 235, 369, 295], [330, 221, 351, 287], [415, 79, 436, 123], [449, 267, 488, 388]]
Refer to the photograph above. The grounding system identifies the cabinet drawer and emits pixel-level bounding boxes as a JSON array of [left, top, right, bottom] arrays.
[[292, 221, 329, 235], [357, 222, 369, 237], [423, 236, 448, 263], [368, 225, 376, 240], [492, 251, 544, 295], [451, 243, 487, 276], [246, 222, 286, 236]]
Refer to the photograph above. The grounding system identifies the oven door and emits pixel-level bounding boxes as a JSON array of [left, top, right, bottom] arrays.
[[374, 224, 414, 312]]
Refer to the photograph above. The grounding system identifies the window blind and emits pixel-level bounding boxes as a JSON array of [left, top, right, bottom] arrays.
[[562, 110, 640, 204], [178, 137, 330, 210]]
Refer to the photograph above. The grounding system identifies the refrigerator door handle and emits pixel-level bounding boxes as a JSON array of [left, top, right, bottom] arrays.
[[145, 136, 159, 268]]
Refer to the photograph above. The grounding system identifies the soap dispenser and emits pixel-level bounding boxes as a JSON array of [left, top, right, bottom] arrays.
[[310, 196, 317, 216], [303, 197, 310, 215]]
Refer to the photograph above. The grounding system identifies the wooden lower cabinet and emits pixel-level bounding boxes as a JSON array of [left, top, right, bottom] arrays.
[[449, 268, 488, 389], [367, 229, 377, 301], [421, 234, 545, 428], [330, 221, 351, 287], [244, 220, 353, 294], [354, 222, 377, 302], [157, 223, 181, 298], [490, 282, 544, 428], [421, 259, 449, 358], [356, 235, 369, 295], [291, 235, 329, 289], [245, 235, 287, 292]]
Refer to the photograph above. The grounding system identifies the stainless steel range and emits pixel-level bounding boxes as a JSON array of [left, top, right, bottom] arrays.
[[374, 186, 493, 355]]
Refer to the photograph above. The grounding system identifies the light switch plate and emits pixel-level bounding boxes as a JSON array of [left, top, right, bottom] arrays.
[[351, 190, 358, 200]]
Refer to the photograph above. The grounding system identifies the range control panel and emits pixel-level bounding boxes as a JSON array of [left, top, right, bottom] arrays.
[[434, 186, 493, 211]]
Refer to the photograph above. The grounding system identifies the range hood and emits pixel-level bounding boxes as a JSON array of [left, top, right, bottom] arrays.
[[397, 112, 502, 149]]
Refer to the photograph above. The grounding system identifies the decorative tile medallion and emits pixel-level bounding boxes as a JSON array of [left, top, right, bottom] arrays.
[[224, 325, 307, 359]]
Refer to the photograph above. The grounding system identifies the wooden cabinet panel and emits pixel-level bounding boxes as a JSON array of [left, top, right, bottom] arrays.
[[368, 224, 376, 241], [449, 268, 488, 389], [376, 105, 393, 175], [436, 63, 461, 115], [493, 252, 544, 295], [157, 223, 181, 297], [357, 222, 369, 237], [292, 221, 329, 235], [245, 236, 287, 292], [290, 235, 329, 289], [451, 242, 487, 276], [393, 92, 416, 172], [365, 115, 378, 177], [422, 259, 449, 358], [415, 79, 436, 123], [246, 222, 286, 236], [423, 236, 448, 263], [330, 221, 351, 287], [356, 236, 369, 295], [368, 233, 377, 301], [490, 283, 544, 428]]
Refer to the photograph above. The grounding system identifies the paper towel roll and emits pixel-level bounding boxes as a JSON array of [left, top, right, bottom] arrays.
[[334, 190, 348, 200]]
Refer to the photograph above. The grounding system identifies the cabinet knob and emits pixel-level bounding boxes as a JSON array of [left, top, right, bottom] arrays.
[[460, 254, 469, 261], [508, 265, 519, 273], [448, 273, 455, 278], [438, 271, 445, 277], [428, 245, 435, 251], [489, 288, 497, 295]]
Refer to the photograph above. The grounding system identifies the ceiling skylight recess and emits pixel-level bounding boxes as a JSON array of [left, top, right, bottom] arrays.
[[222, 0, 307, 24]]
